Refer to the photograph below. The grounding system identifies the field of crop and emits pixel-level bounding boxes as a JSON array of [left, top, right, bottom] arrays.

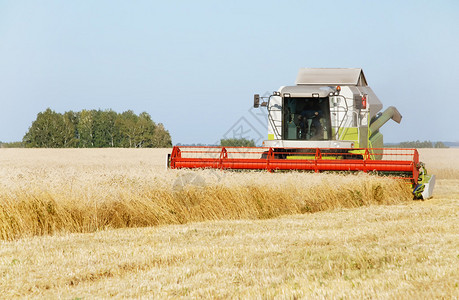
[[0, 148, 458, 298]]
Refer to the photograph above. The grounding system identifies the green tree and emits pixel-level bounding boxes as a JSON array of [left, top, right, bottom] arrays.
[[77, 110, 96, 147], [434, 141, 448, 148], [394, 140, 449, 148], [0, 141, 24, 148], [117, 110, 139, 147], [105, 110, 120, 147], [23, 108, 172, 148], [397, 140, 433, 148], [63, 111, 79, 147], [153, 123, 172, 147], [220, 138, 256, 147], [23, 108, 67, 148], [116, 111, 165, 148], [92, 110, 119, 147], [134, 112, 156, 148]]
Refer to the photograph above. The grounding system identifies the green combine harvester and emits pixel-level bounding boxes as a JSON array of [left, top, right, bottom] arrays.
[[169, 68, 435, 199]]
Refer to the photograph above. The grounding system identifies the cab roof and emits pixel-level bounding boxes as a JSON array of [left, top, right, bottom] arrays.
[[295, 68, 368, 86]]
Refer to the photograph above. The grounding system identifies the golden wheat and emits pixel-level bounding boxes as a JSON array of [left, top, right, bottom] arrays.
[[417, 148, 459, 179], [0, 148, 412, 240], [1, 198, 458, 298], [0, 148, 458, 298]]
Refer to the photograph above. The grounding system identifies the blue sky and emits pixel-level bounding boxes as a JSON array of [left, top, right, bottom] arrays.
[[1, 0, 458, 144]]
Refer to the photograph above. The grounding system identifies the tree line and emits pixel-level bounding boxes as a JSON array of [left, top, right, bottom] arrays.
[[175, 138, 256, 147], [387, 140, 449, 148], [22, 108, 172, 148]]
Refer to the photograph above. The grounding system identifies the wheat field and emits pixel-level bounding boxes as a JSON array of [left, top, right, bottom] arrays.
[[0, 148, 414, 241], [0, 148, 458, 298]]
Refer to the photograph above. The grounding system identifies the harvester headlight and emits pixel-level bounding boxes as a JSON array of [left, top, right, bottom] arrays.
[[312, 93, 319, 98]]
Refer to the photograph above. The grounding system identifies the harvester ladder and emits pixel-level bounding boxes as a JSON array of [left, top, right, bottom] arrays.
[[267, 103, 283, 139], [332, 102, 350, 140], [338, 111, 360, 141]]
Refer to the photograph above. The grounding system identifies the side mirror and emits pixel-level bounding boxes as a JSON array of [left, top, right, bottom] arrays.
[[254, 94, 260, 108]]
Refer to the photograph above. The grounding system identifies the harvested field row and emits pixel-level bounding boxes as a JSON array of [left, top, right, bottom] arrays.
[[1, 197, 458, 298], [1, 170, 411, 240]]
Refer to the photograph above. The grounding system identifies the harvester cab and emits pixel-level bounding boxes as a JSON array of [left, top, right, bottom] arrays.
[[254, 68, 401, 151], [169, 68, 435, 200]]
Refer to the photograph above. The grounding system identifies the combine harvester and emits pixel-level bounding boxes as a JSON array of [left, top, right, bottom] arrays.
[[168, 68, 435, 199]]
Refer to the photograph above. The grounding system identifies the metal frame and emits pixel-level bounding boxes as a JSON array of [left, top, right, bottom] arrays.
[[169, 146, 420, 184]]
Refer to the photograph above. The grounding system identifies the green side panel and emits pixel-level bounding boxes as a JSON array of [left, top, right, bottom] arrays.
[[359, 127, 368, 148], [369, 132, 383, 148], [338, 127, 359, 147], [348, 149, 366, 155], [369, 132, 383, 159]]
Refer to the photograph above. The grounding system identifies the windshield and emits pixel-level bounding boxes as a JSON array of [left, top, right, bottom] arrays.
[[283, 97, 332, 140]]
